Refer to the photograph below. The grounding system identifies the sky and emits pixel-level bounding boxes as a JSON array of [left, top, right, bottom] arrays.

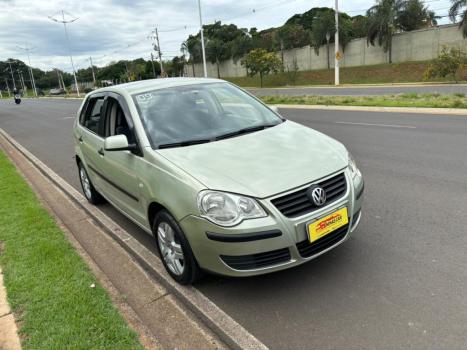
[[0, 0, 455, 72]]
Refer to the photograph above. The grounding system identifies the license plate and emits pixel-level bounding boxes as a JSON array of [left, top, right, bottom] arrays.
[[308, 207, 349, 243]]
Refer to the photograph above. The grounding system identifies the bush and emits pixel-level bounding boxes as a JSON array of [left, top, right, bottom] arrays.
[[424, 47, 467, 83]]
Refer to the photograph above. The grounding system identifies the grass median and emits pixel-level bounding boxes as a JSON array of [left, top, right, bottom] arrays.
[[0, 150, 143, 350], [260, 92, 467, 109]]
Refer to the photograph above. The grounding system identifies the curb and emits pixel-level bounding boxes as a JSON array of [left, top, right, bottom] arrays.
[[0, 268, 21, 350], [246, 82, 467, 90], [273, 104, 467, 115], [0, 128, 268, 350]]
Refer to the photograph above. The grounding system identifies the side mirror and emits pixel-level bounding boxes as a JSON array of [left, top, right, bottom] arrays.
[[104, 134, 136, 152], [269, 105, 280, 114]]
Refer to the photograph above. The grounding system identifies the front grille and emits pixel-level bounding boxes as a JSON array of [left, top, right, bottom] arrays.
[[271, 172, 347, 218], [296, 224, 349, 258], [221, 248, 291, 270]]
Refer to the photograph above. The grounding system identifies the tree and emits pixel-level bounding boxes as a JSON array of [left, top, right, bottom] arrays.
[[367, 0, 404, 63], [241, 48, 282, 87], [277, 24, 309, 50], [206, 38, 230, 78], [184, 35, 202, 76], [449, 0, 467, 38], [352, 15, 370, 38], [311, 9, 354, 69], [398, 0, 438, 31], [424, 46, 466, 82]]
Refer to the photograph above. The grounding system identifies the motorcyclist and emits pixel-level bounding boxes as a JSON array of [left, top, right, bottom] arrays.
[[13, 88, 21, 104]]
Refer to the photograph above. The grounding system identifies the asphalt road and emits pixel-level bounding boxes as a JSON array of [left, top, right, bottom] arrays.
[[1, 98, 467, 350], [248, 84, 467, 96]]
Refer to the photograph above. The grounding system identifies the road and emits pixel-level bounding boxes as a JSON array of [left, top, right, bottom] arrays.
[[1, 98, 467, 350], [248, 84, 467, 96]]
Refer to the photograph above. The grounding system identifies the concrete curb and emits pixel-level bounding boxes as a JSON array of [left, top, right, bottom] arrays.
[[0, 268, 21, 350], [247, 82, 467, 90], [273, 104, 467, 115], [0, 128, 268, 350]]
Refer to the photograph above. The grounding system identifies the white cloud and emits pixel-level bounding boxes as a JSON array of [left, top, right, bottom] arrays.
[[0, 0, 454, 72]]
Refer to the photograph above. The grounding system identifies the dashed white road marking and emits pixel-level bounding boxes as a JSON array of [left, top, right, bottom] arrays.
[[333, 121, 417, 129]]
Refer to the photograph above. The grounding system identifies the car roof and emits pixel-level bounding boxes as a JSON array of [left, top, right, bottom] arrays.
[[92, 77, 225, 96]]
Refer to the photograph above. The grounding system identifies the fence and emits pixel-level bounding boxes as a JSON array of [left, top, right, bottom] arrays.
[[187, 24, 467, 78]]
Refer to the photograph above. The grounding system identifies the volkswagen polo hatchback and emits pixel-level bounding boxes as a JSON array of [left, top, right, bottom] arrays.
[[73, 78, 364, 284]]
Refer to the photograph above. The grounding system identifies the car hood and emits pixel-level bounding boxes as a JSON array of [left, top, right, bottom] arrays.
[[157, 121, 348, 198]]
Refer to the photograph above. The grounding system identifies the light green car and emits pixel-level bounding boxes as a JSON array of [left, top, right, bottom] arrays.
[[73, 78, 364, 284]]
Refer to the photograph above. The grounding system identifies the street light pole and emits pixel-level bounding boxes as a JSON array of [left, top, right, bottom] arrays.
[[197, 0, 208, 78], [17, 44, 38, 97], [49, 10, 80, 96], [89, 56, 96, 86], [7, 61, 16, 90], [334, 0, 340, 86]]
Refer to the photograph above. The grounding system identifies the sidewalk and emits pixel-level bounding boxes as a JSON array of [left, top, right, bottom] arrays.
[[0, 267, 21, 350]]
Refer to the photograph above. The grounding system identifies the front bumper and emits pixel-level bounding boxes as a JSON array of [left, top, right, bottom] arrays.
[[179, 170, 364, 277]]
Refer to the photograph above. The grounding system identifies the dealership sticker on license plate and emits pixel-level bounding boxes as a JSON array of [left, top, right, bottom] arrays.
[[308, 207, 348, 243]]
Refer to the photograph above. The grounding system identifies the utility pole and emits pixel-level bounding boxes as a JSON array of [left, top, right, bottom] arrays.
[[49, 10, 80, 96], [56, 69, 62, 89], [148, 28, 164, 77], [197, 0, 208, 78], [334, 0, 340, 86], [7, 61, 16, 90], [89, 56, 96, 86], [19, 71, 27, 94], [150, 52, 157, 78], [17, 44, 38, 96]]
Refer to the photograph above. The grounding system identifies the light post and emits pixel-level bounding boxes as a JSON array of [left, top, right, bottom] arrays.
[[197, 0, 208, 78], [7, 61, 16, 90], [49, 10, 80, 96], [17, 44, 38, 97], [334, 0, 340, 85]]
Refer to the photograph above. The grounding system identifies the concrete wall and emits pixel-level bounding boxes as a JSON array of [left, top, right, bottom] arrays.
[[187, 24, 467, 78]]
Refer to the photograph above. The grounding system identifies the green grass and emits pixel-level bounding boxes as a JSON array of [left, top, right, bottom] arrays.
[[0, 150, 143, 350], [260, 93, 467, 109], [225, 61, 467, 88]]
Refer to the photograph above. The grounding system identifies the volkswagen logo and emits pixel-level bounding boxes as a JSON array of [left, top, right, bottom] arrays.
[[307, 186, 327, 206]]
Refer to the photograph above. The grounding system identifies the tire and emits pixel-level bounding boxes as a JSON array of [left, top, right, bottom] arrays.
[[153, 210, 202, 285], [77, 161, 104, 204]]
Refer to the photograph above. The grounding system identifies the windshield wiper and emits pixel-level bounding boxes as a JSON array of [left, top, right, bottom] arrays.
[[158, 139, 211, 149], [215, 123, 279, 141]]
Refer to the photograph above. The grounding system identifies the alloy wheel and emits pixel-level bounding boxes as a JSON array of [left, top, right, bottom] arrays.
[[157, 221, 185, 276]]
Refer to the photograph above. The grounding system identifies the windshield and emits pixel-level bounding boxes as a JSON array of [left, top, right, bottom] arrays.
[[133, 82, 283, 149]]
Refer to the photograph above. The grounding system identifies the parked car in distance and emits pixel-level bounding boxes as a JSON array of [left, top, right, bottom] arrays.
[[50, 88, 66, 95], [73, 78, 364, 284]]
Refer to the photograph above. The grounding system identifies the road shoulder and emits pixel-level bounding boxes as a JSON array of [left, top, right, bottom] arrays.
[[0, 131, 229, 350]]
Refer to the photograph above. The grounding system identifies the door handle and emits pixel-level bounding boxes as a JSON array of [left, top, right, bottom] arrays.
[[98, 148, 104, 156], [78, 136, 83, 143]]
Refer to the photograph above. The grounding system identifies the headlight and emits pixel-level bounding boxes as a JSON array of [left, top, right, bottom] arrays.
[[348, 152, 362, 179], [197, 190, 267, 226]]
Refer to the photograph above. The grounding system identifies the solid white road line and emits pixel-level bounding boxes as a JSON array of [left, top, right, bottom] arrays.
[[333, 121, 417, 129]]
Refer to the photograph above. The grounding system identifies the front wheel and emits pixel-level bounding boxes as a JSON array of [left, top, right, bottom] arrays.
[[153, 210, 201, 285], [78, 161, 104, 204]]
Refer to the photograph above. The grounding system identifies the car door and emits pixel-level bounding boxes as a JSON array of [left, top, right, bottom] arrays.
[[77, 93, 107, 192], [98, 93, 146, 226]]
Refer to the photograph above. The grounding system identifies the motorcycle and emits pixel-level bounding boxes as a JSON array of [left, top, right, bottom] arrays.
[[14, 94, 21, 105]]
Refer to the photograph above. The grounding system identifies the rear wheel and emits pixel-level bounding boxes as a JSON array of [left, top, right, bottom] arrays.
[[78, 161, 104, 204], [153, 210, 201, 284]]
